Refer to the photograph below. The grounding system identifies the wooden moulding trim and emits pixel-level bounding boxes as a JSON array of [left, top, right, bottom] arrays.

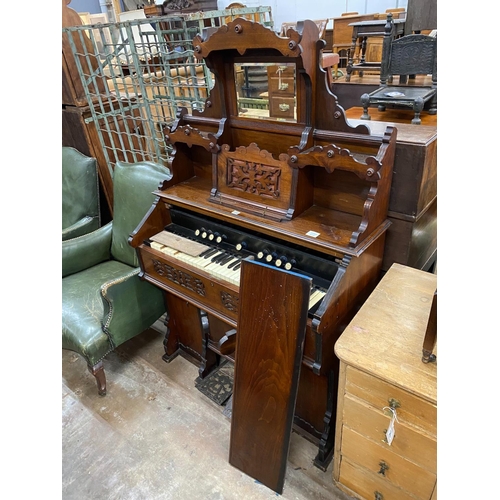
[[208, 192, 289, 221], [192, 17, 302, 60], [158, 187, 391, 259]]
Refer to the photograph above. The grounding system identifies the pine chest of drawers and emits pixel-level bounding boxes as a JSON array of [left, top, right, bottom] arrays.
[[333, 263, 437, 500]]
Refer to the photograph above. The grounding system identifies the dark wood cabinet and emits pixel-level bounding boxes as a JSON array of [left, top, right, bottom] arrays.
[[343, 107, 437, 272], [405, 0, 437, 34]]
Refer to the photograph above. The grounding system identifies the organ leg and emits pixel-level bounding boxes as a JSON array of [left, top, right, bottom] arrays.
[[163, 293, 217, 378], [313, 370, 336, 470], [199, 311, 218, 379], [162, 296, 180, 363]]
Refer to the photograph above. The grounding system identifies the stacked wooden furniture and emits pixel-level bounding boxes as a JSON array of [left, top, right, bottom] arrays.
[[331, 12, 378, 73], [405, 0, 437, 35], [343, 110, 437, 272], [333, 263, 437, 499], [62, 0, 109, 212], [62, 0, 139, 215], [143, 0, 218, 17], [345, 13, 406, 82], [129, 18, 398, 484]]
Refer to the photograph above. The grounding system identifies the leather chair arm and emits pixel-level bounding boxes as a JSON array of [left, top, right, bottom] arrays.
[[62, 216, 100, 241], [62, 222, 113, 278], [100, 269, 166, 347]]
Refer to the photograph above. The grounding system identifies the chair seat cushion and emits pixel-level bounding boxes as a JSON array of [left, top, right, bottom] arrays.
[[62, 260, 135, 366]]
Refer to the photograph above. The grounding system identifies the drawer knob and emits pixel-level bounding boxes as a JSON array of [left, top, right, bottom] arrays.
[[378, 460, 389, 476], [374, 492, 384, 500], [279, 103, 290, 111], [388, 398, 400, 409]]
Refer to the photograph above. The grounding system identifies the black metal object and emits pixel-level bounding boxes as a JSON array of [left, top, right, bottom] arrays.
[[359, 16, 437, 125]]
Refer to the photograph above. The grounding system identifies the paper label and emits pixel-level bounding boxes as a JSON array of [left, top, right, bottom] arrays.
[[385, 418, 395, 445], [383, 406, 398, 446], [231, 210, 240, 215], [306, 230, 320, 238]]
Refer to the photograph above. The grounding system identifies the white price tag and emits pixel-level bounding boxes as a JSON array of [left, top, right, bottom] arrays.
[[383, 406, 399, 446], [306, 230, 320, 238], [385, 417, 396, 445]]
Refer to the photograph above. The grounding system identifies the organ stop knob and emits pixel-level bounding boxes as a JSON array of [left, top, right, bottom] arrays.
[[257, 249, 270, 260], [275, 256, 287, 267], [266, 252, 277, 263]]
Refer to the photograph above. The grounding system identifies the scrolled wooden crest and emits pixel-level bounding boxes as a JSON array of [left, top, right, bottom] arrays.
[[193, 17, 302, 59]]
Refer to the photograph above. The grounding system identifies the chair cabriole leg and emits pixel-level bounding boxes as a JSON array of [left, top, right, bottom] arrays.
[[88, 360, 106, 396]]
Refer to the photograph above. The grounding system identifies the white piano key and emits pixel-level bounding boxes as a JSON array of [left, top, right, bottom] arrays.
[[309, 289, 326, 309]]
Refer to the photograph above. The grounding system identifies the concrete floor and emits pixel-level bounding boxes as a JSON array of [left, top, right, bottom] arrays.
[[62, 327, 354, 500]]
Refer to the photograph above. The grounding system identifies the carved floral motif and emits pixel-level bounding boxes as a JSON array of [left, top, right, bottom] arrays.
[[227, 158, 281, 198], [164, 0, 193, 10], [152, 260, 205, 296], [220, 291, 239, 312]]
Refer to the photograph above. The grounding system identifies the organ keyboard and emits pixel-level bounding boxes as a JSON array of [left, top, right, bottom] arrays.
[[146, 208, 330, 309], [129, 18, 397, 473]]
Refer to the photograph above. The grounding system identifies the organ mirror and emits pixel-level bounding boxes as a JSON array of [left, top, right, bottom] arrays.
[[234, 62, 297, 122]]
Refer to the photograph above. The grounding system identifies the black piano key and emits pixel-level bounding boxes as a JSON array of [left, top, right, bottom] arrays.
[[210, 251, 224, 261], [214, 252, 230, 263], [210, 251, 227, 263], [199, 247, 216, 257], [219, 253, 236, 265], [227, 258, 241, 269], [203, 248, 219, 259], [222, 257, 238, 268]]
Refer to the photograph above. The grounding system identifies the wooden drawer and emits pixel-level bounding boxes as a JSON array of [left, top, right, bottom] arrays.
[[268, 64, 294, 78], [343, 394, 436, 472], [346, 365, 437, 437], [269, 96, 295, 119], [268, 75, 294, 94], [338, 457, 431, 500], [341, 426, 436, 499]]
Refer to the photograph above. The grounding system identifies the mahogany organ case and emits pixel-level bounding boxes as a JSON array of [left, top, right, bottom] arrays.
[[129, 18, 397, 478]]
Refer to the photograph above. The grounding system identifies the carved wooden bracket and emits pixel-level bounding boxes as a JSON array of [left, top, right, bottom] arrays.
[[287, 144, 383, 181], [166, 125, 220, 153]]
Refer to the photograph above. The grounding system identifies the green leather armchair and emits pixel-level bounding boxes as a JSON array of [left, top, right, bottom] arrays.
[[62, 147, 101, 240], [62, 160, 171, 395]]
